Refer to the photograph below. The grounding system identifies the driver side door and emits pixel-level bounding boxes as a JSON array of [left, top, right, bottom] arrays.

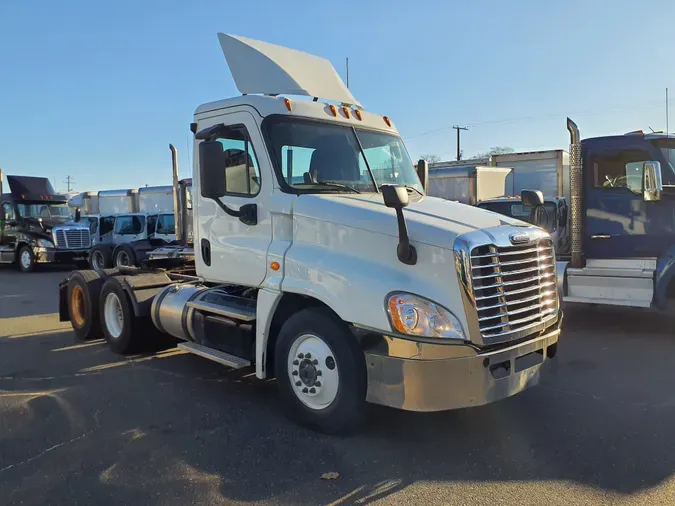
[[0, 202, 18, 260], [195, 110, 272, 286]]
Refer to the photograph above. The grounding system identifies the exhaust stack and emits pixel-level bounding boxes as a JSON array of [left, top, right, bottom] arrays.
[[169, 144, 183, 243], [567, 118, 584, 268]]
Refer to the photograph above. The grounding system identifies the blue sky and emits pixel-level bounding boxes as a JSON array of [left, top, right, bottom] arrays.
[[1, 0, 674, 192]]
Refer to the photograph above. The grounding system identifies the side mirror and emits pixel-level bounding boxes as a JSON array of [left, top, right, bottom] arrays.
[[643, 161, 662, 202], [559, 206, 568, 228], [381, 185, 416, 265], [521, 189, 545, 207], [199, 141, 226, 199], [416, 159, 428, 193], [75, 208, 81, 222]]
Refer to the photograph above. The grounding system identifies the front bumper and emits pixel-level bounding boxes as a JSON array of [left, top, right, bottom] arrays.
[[35, 247, 89, 264], [364, 314, 561, 412]]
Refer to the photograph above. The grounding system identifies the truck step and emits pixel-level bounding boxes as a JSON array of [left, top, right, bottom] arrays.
[[565, 272, 653, 308], [177, 342, 251, 369], [187, 298, 256, 322]]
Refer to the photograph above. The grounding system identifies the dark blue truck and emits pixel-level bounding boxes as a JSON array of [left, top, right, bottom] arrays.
[[557, 118, 675, 309]]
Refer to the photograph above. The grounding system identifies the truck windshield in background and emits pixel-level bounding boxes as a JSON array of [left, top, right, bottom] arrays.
[[265, 118, 423, 194], [17, 203, 71, 219], [478, 201, 557, 232], [114, 215, 145, 235]]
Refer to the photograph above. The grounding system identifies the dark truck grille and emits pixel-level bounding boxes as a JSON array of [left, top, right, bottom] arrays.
[[470, 239, 557, 341], [53, 228, 91, 249]]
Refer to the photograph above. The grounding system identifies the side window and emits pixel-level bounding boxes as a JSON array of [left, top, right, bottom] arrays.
[[593, 150, 650, 194], [100, 217, 115, 235], [147, 215, 157, 235], [157, 214, 175, 235], [115, 216, 144, 235], [2, 203, 15, 221], [215, 126, 261, 196]]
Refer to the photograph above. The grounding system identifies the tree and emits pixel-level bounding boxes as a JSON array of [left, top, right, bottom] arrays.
[[473, 146, 515, 159], [420, 154, 441, 164]]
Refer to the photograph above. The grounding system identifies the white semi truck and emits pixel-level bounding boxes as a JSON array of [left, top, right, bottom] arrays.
[[59, 34, 561, 433]]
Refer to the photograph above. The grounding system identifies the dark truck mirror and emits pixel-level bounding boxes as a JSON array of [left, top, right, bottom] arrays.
[[521, 189, 547, 229], [382, 185, 416, 265], [75, 208, 81, 222], [199, 141, 226, 199], [416, 159, 428, 193], [643, 161, 663, 202], [559, 204, 568, 229]]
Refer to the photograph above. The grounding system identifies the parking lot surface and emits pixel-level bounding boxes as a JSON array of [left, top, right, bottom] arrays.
[[1, 265, 675, 505]]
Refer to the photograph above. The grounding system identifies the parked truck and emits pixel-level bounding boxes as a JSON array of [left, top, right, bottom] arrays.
[[427, 165, 512, 205], [59, 33, 561, 433], [0, 173, 91, 272]]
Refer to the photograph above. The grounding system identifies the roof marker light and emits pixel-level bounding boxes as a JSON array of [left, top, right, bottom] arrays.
[[284, 98, 292, 112], [354, 109, 362, 121], [341, 106, 350, 119], [383, 116, 392, 127], [329, 104, 337, 117]]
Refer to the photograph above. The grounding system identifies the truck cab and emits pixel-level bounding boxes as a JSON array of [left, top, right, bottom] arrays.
[[62, 34, 562, 433], [0, 175, 91, 272], [477, 196, 569, 254], [559, 120, 675, 309]]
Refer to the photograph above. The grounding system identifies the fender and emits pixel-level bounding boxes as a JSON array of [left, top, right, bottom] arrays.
[[654, 245, 675, 310]]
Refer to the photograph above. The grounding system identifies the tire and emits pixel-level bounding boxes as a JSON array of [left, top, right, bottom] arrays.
[[113, 245, 136, 268], [89, 245, 113, 271], [17, 245, 35, 273], [274, 307, 367, 434], [98, 278, 147, 354], [67, 270, 105, 341]]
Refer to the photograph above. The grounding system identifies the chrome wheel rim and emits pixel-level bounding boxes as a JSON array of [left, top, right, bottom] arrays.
[[104, 292, 124, 339], [20, 250, 31, 269], [92, 251, 104, 270], [116, 251, 130, 267], [287, 334, 339, 410]]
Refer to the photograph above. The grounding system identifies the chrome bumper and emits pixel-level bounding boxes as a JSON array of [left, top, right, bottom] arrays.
[[35, 247, 89, 264], [364, 317, 561, 412]]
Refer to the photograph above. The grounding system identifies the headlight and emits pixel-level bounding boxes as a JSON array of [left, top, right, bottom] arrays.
[[387, 292, 465, 340], [37, 239, 54, 248]]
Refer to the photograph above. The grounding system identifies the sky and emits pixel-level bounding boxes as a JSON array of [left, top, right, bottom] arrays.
[[1, 0, 675, 193]]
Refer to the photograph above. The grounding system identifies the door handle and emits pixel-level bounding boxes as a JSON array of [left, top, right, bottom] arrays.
[[591, 234, 611, 239]]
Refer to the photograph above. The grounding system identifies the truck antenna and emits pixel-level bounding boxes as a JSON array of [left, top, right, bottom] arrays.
[[346, 57, 349, 89], [666, 87, 670, 138]]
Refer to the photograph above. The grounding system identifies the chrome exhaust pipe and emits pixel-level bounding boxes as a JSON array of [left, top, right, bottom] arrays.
[[169, 144, 183, 243], [567, 118, 584, 268]]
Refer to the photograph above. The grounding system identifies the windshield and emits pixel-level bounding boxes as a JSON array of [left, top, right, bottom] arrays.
[[17, 203, 71, 219], [265, 118, 423, 194], [652, 139, 675, 181], [478, 201, 558, 231]]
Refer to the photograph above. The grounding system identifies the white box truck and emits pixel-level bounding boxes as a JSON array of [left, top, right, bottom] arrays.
[[427, 165, 513, 205], [60, 34, 561, 433]]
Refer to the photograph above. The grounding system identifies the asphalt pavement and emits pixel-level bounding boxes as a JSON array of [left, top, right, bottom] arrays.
[[1, 264, 675, 505]]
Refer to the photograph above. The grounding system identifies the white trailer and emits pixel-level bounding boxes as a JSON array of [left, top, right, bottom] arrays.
[[427, 165, 513, 205], [61, 33, 561, 433], [490, 150, 570, 201]]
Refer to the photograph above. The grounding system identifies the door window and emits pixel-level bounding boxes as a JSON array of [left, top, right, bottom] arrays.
[[214, 125, 261, 196], [593, 150, 651, 194], [115, 215, 145, 235], [100, 216, 115, 236], [2, 203, 15, 221], [156, 214, 175, 235]]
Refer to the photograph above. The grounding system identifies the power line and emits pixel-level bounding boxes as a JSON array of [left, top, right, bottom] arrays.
[[404, 100, 666, 141]]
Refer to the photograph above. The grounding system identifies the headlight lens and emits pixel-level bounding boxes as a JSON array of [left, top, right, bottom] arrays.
[[37, 239, 54, 248], [387, 293, 465, 340]]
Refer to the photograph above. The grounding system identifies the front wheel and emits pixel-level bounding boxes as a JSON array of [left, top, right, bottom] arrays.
[[275, 308, 367, 434], [17, 245, 35, 273]]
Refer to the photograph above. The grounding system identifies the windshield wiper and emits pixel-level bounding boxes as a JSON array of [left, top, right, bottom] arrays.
[[403, 185, 424, 197], [315, 182, 361, 193]]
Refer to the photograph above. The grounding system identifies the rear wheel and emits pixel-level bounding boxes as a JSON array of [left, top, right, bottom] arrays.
[[67, 270, 105, 340], [275, 308, 366, 434], [114, 245, 136, 268], [17, 245, 35, 273], [89, 246, 113, 270], [99, 278, 148, 354]]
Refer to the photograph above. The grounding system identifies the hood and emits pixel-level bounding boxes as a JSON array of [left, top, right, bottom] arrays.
[[21, 216, 85, 235], [293, 193, 528, 250]]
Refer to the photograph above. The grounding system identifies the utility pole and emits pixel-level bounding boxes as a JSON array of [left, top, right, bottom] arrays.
[[346, 57, 349, 88], [453, 126, 468, 161], [63, 175, 75, 192]]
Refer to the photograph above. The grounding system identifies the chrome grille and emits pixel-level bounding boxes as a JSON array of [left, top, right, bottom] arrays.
[[470, 238, 557, 341], [52, 228, 91, 249]]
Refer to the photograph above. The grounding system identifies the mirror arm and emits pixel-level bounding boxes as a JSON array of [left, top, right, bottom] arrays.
[[394, 208, 417, 265], [212, 198, 257, 226]]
